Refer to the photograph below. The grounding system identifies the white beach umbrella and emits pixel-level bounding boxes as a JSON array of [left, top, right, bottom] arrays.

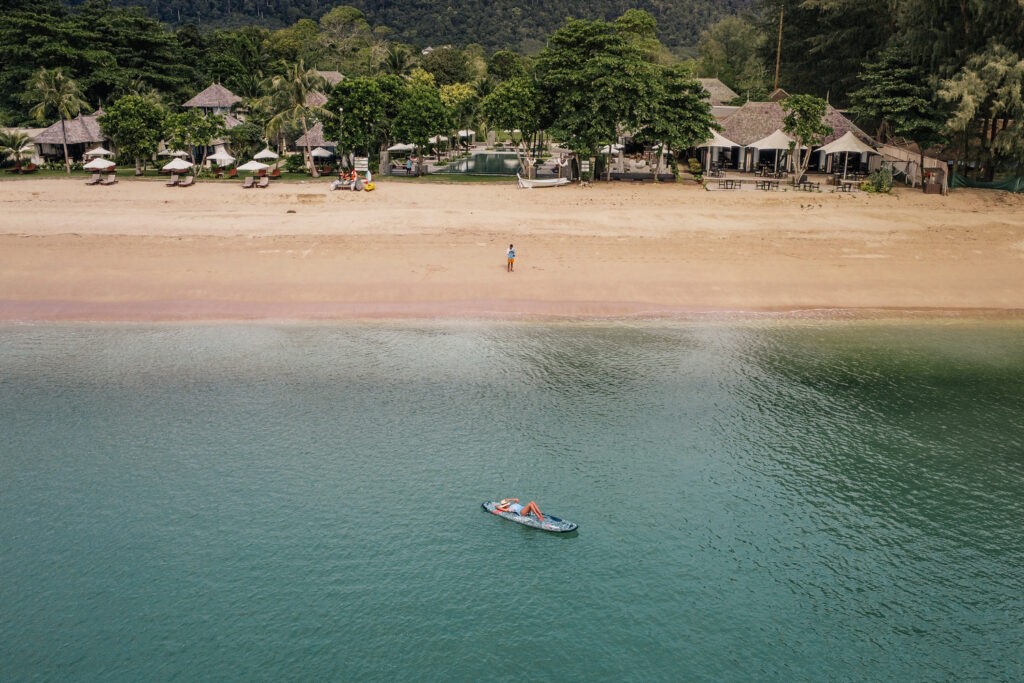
[[697, 129, 739, 149], [83, 157, 115, 170], [387, 142, 415, 153], [207, 152, 236, 164], [254, 147, 279, 160], [818, 131, 877, 180], [310, 146, 333, 158], [161, 157, 193, 172], [237, 160, 269, 172], [599, 143, 624, 154], [428, 135, 448, 144], [85, 146, 112, 157], [457, 129, 475, 137]]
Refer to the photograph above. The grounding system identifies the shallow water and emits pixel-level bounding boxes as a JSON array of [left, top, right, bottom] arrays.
[[1, 321, 1022, 680]]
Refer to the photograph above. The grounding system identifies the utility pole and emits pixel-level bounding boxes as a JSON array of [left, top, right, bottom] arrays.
[[773, 6, 784, 91]]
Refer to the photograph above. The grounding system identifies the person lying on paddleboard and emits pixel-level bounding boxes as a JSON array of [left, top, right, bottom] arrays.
[[496, 498, 544, 521]]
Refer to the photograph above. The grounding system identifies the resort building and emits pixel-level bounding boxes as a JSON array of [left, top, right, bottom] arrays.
[[33, 110, 110, 163]]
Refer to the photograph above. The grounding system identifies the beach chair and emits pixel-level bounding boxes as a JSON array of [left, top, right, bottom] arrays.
[[178, 175, 195, 188], [85, 173, 102, 185], [269, 168, 281, 179], [227, 168, 238, 179], [166, 173, 180, 187], [22, 163, 38, 173], [242, 176, 255, 189], [257, 176, 270, 188], [100, 174, 118, 185]]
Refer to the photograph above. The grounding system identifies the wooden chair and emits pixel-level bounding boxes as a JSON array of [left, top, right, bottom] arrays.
[[269, 168, 281, 179], [227, 168, 238, 179]]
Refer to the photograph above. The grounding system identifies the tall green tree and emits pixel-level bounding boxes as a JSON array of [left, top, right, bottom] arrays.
[[636, 65, 718, 177], [535, 18, 660, 161], [849, 47, 947, 188], [25, 67, 89, 174], [99, 94, 167, 174], [165, 109, 225, 173], [420, 47, 473, 87], [325, 76, 390, 161], [481, 76, 545, 175], [698, 16, 769, 100], [262, 61, 329, 177], [939, 43, 1024, 179], [393, 69, 447, 173], [781, 93, 833, 180]]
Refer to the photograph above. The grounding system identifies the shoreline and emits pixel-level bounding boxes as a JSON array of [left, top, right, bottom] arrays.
[[2, 178, 1022, 322]]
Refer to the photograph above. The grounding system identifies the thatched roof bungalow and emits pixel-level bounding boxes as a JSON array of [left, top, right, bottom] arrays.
[[316, 71, 344, 86], [182, 83, 242, 115], [293, 122, 336, 149], [33, 109, 109, 161]]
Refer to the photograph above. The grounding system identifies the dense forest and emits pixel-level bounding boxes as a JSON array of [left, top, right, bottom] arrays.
[[60, 0, 755, 52], [2, 0, 1022, 178]]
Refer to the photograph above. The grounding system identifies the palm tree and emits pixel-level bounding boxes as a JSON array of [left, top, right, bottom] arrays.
[[383, 45, 417, 76], [26, 67, 89, 174], [262, 61, 329, 178], [0, 130, 31, 170]]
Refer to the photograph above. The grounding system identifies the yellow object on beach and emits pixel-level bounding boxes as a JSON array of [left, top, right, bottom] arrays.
[[364, 182, 376, 192]]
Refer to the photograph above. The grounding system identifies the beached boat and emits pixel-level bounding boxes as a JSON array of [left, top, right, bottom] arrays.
[[482, 501, 578, 532], [516, 174, 570, 189]]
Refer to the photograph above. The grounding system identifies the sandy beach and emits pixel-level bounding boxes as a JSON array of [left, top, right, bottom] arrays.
[[1, 177, 1022, 320]]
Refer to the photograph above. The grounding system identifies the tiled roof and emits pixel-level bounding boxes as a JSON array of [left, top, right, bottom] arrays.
[[720, 100, 872, 147], [294, 122, 336, 147], [697, 78, 739, 106]]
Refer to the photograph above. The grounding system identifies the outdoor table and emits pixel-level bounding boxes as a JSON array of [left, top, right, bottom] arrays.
[[756, 180, 780, 191], [839, 181, 856, 192], [718, 178, 740, 189]]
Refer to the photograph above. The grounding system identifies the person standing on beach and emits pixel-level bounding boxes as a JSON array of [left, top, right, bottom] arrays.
[[506, 244, 515, 272]]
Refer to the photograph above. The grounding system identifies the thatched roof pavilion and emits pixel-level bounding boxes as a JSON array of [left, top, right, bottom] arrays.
[[697, 79, 739, 106], [316, 71, 344, 86], [183, 83, 242, 114]]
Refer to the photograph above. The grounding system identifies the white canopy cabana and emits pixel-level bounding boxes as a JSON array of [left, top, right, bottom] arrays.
[[428, 135, 448, 144], [254, 147, 279, 160], [747, 129, 797, 151], [818, 131, 876, 155], [818, 131, 877, 179], [697, 130, 739, 149], [387, 142, 415, 153], [746, 129, 802, 173]]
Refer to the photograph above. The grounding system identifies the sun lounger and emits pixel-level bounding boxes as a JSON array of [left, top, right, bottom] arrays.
[[242, 176, 255, 188], [100, 174, 118, 185], [86, 173, 102, 185], [178, 175, 195, 188], [269, 168, 281, 179], [227, 168, 237, 179], [257, 176, 270, 188], [166, 173, 180, 187]]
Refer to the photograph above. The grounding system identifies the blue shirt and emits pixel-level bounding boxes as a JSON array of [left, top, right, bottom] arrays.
[[508, 502, 523, 514], [507, 249, 515, 259]]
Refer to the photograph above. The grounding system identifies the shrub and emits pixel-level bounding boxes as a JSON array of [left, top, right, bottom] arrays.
[[687, 157, 703, 183], [861, 166, 893, 193]]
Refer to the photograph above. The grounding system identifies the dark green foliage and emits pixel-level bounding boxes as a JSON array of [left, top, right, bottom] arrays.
[[57, 0, 755, 53]]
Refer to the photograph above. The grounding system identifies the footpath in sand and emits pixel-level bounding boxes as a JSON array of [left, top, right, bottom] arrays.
[[0, 178, 1022, 320]]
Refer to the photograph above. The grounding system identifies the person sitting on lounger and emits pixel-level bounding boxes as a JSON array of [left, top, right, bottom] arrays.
[[496, 498, 544, 520]]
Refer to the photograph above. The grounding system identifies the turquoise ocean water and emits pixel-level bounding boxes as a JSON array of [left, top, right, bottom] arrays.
[[1, 321, 1022, 681]]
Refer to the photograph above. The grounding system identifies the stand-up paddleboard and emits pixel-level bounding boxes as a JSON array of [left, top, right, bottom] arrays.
[[482, 501, 578, 533]]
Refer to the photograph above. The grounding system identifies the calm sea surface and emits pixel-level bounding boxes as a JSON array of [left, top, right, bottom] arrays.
[[1, 321, 1022, 681]]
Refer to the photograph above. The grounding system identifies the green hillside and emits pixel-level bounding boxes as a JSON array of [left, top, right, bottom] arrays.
[[62, 0, 755, 52]]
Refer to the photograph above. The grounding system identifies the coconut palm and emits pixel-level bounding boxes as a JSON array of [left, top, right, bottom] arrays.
[[26, 67, 89, 174], [262, 61, 330, 178], [0, 130, 31, 170], [383, 45, 417, 76]]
